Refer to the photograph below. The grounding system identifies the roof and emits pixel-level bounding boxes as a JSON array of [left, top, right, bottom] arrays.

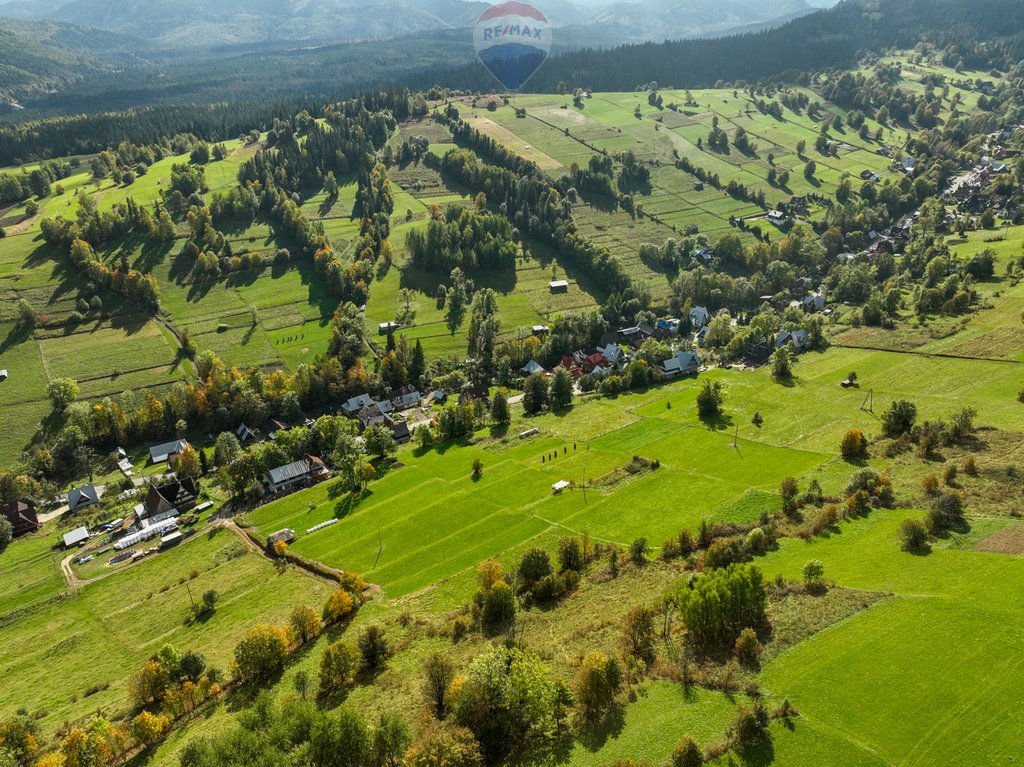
[[660, 350, 701, 375], [0, 369, 7, 381], [2, 500, 39, 533], [549, 280, 569, 289], [268, 458, 317, 486], [391, 422, 411, 443], [67, 484, 99, 512], [522, 359, 546, 375], [62, 526, 89, 547], [149, 439, 189, 464], [342, 393, 375, 414], [552, 480, 571, 492], [690, 305, 711, 326], [236, 423, 256, 442]]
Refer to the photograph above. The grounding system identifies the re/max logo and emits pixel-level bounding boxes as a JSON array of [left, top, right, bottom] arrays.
[[482, 24, 544, 40]]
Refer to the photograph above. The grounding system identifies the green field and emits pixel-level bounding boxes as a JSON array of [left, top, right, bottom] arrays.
[[0, 525, 331, 737]]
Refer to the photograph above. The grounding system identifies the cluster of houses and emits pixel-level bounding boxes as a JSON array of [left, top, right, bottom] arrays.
[[341, 384, 425, 445]]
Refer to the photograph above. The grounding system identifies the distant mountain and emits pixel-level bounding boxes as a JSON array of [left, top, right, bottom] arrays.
[[0, 0, 820, 48], [581, 0, 813, 43]]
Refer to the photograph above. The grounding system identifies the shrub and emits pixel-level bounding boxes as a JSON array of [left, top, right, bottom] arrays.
[[319, 641, 359, 694], [672, 736, 705, 767], [517, 548, 553, 592], [621, 605, 657, 665], [358, 626, 389, 671], [405, 726, 483, 767], [928, 492, 964, 533], [899, 518, 929, 551], [323, 588, 355, 624], [730, 700, 771, 751], [840, 428, 868, 460], [779, 476, 799, 515], [558, 537, 584, 573], [922, 473, 939, 495], [963, 456, 978, 476], [479, 581, 516, 633], [944, 464, 958, 486], [675, 565, 767, 651], [746, 527, 767, 552], [573, 651, 622, 724], [734, 628, 761, 665], [290, 605, 322, 644], [704, 536, 750, 569], [881, 399, 917, 438], [471, 458, 483, 479], [801, 559, 825, 586], [423, 653, 455, 718], [696, 379, 725, 418], [233, 625, 289, 681], [629, 537, 648, 565]]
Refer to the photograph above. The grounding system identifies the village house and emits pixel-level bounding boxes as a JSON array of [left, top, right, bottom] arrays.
[[341, 393, 375, 415], [689, 305, 711, 329], [136, 477, 198, 522], [148, 439, 190, 466], [1, 500, 40, 536], [522, 359, 546, 376], [67, 484, 101, 513], [549, 280, 569, 294], [802, 293, 825, 312], [389, 385, 422, 411], [658, 350, 701, 378], [235, 423, 257, 443], [267, 456, 329, 494], [776, 329, 809, 352]]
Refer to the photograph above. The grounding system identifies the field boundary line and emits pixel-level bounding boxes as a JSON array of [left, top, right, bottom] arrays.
[[829, 342, 1024, 364]]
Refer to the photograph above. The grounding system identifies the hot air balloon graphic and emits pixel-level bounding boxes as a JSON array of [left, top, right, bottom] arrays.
[[473, 1, 551, 91]]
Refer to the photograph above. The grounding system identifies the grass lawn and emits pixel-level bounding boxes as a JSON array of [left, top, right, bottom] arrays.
[[0, 526, 332, 738]]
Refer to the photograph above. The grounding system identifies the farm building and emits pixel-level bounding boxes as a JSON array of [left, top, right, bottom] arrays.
[[551, 480, 571, 494], [531, 325, 549, 335], [2, 500, 40, 536], [549, 280, 569, 294], [67, 484, 100, 513], [659, 350, 701, 377], [0, 369, 7, 382], [149, 439, 190, 465], [62, 526, 89, 548], [159, 531, 184, 549], [268, 528, 296, 546], [268, 456, 329, 494], [378, 321, 400, 335], [767, 210, 789, 226]]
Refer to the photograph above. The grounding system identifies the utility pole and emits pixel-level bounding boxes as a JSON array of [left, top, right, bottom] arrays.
[[185, 582, 197, 614]]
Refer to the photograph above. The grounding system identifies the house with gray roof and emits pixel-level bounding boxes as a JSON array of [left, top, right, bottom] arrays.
[[149, 439, 190, 465], [659, 350, 701, 378], [268, 456, 329, 494], [67, 484, 100, 513]]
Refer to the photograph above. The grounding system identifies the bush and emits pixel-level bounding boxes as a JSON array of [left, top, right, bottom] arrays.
[[922, 473, 939, 495], [320, 641, 359, 694], [801, 559, 825, 586], [471, 458, 483, 480], [963, 456, 978, 476], [944, 464, 958, 486], [696, 379, 725, 418], [573, 652, 622, 725], [899, 518, 929, 551], [323, 588, 355, 624], [840, 428, 868, 460], [558, 537, 585, 573], [881, 399, 917, 438], [480, 581, 516, 633], [358, 626, 389, 671], [928, 492, 964, 533], [730, 700, 771, 751], [734, 628, 761, 665], [233, 625, 289, 681], [517, 548, 553, 592], [672, 736, 705, 767], [629, 537, 648, 565]]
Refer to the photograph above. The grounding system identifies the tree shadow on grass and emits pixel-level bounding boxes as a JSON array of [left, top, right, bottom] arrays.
[[735, 737, 775, 767], [699, 412, 734, 432], [575, 705, 627, 752]]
